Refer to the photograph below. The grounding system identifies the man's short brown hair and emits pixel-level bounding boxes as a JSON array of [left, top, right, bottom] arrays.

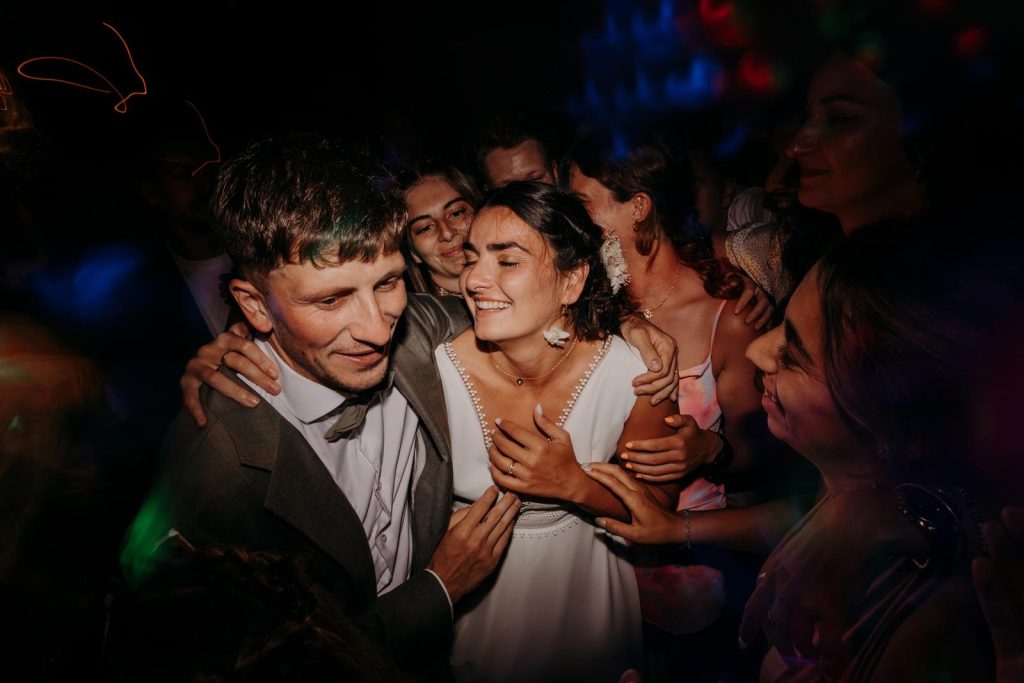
[[212, 134, 404, 281]]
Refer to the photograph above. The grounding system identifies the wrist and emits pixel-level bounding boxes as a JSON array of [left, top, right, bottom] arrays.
[[567, 466, 595, 506], [681, 508, 694, 549], [704, 433, 733, 473]]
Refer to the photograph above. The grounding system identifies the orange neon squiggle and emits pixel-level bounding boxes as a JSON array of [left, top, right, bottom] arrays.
[[184, 100, 222, 176], [16, 21, 148, 114], [0, 73, 12, 111]]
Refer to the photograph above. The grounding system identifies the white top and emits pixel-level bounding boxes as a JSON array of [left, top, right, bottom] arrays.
[[436, 334, 645, 683], [168, 248, 233, 336], [240, 339, 418, 595]]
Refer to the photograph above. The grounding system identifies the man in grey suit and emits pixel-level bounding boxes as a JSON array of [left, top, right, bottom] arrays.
[[127, 135, 518, 679]]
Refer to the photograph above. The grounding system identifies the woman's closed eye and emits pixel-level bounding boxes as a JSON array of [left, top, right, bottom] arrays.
[[778, 344, 800, 369]]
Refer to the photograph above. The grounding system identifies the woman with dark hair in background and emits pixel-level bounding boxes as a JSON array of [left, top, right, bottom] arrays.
[[567, 136, 773, 679], [397, 162, 481, 298]]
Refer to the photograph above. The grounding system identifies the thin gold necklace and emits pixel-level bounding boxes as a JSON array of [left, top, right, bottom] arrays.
[[489, 336, 579, 386], [639, 263, 684, 320]]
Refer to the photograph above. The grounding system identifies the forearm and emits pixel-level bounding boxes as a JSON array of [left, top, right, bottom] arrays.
[[687, 495, 810, 554], [571, 472, 631, 522]]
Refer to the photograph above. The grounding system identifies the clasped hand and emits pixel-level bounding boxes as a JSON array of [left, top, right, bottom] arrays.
[[488, 405, 588, 503], [620, 414, 724, 483]]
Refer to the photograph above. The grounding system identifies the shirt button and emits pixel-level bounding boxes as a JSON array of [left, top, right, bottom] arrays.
[[380, 534, 388, 544]]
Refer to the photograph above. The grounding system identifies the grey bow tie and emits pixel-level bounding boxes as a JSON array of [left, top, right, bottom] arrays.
[[323, 372, 395, 442]]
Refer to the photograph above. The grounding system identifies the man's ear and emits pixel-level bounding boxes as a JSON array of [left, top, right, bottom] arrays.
[[230, 278, 274, 334], [561, 262, 590, 306]]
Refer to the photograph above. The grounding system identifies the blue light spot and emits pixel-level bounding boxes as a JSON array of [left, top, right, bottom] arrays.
[[714, 123, 749, 158]]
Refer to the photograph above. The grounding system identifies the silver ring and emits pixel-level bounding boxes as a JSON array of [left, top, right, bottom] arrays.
[[507, 462, 516, 477]]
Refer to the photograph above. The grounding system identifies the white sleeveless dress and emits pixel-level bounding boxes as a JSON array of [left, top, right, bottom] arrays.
[[434, 335, 645, 683]]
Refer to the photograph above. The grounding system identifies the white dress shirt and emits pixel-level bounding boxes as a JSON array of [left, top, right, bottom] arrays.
[[240, 339, 418, 595]]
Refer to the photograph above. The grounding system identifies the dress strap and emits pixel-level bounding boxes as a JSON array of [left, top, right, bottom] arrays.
[[708, 299, 728, 350]]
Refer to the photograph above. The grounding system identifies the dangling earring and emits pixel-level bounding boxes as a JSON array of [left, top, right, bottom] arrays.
[[543, 305, 571, 348]]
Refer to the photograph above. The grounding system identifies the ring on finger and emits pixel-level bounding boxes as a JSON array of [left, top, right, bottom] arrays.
[[220, 351, 232, 367], [507, 461, 516, 477]]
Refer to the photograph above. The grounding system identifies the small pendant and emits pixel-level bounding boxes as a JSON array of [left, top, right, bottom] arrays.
[[516, 378, 524, 386], [642, 309, 653, 320]]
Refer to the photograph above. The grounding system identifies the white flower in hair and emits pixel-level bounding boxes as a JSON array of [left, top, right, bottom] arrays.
[[600, 236, 631, 294], [542, 325, 571, 348]]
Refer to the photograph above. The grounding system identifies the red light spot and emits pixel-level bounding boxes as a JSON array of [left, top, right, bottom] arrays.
[[955, 26, 987, 58], [915, 0, 954, 20], [16, 22, 148, 114], [698, 0, 750, 49], [738, 52, 776, 94], [184, 100, 222, 176]]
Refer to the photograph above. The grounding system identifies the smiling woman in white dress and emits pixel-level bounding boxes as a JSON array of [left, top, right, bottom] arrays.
[[436, 181, 678, 683]]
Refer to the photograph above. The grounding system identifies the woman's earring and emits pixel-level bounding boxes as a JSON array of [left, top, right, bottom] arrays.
[[543, 306, 570, 348]]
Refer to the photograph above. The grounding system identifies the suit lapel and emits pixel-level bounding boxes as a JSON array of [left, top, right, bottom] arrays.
[[254, 407, 377, 601], [392, 328, 452, 569]]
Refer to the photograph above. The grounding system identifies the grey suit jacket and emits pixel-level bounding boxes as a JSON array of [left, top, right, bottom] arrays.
[[146, 294, 470, 673]]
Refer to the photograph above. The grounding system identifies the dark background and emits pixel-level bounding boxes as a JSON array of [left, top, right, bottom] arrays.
[[0, 1, 595, 162]]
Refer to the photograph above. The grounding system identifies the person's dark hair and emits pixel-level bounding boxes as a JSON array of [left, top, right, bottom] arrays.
[[478, 181, 637, 340], [815, 219, 1013, 478], [568, 134, 742, 299], [397, 161, 481, 293], [474, 113, 553, 184], [211, 133, 404, 282], [105, 545, 409, 682]]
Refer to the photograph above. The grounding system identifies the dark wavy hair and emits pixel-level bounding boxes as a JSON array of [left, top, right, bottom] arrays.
[[396, 161, 482, 293], [478, 181, 637, 340], [211, 133, 404, 282], [567, 134, 742, 299], [815, 219, 1013, 478]]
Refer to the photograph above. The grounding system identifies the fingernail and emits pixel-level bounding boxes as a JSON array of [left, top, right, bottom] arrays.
[[495, 417, 502, 426], [652, 398, 662, 406], [635, 473, 643, 480], [738, 636, 747, 650], [624, 463, 633, 470], [580, 463, 592, 472], [535, 403, 543, 415], [758, 571, 768, 579], [245, 395, 259, 406], [650, 360, 662, 370], [620, 453, 630, 461], [595, 518, 607, 528]]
